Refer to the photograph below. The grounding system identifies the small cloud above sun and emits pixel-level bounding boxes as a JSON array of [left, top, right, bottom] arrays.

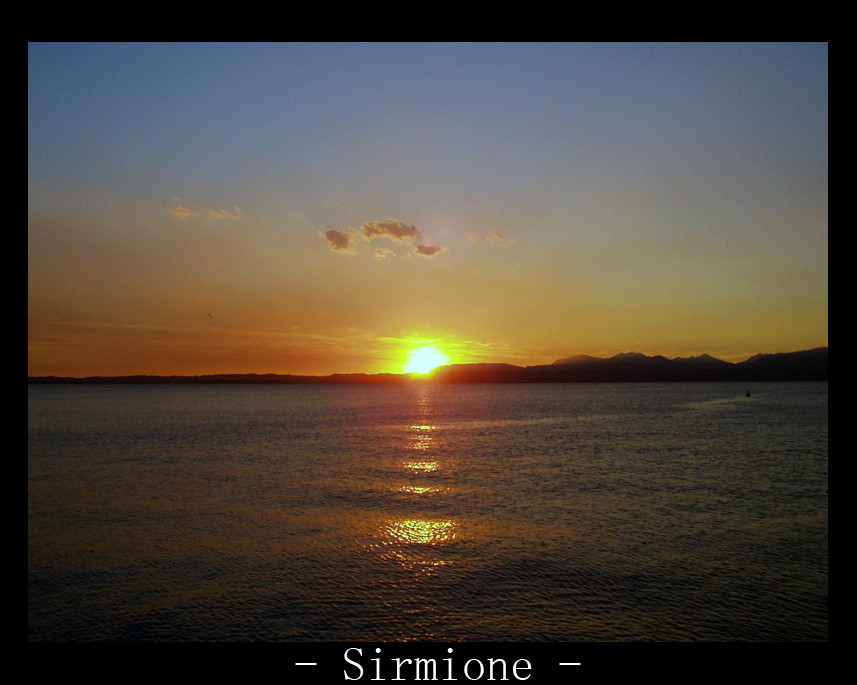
[[402, 345, 450, 374]]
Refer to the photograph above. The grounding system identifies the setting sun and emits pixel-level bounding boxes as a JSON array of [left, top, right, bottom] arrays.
[[402, 345, 450, 374]]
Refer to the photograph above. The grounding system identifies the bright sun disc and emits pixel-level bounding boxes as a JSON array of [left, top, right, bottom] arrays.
[[402, 346, 449, 374]]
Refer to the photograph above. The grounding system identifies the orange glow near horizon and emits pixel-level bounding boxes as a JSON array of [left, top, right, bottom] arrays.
[[401, 345, 450, 374]]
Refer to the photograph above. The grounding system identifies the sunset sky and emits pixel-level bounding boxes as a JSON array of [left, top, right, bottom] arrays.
[[28, 43, 828, 377]]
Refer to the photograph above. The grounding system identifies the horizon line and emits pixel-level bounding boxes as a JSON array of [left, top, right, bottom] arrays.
[[27, 346, 829, 382]]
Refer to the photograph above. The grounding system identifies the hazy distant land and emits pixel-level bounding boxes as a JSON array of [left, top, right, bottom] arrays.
[[28, 347, 828, 384]]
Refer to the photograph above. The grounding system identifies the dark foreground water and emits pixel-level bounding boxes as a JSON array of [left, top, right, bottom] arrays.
[[28, 382, 827, 641]]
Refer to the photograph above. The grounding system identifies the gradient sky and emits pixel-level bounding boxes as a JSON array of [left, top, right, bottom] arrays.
[[28, 42, 828, 377]]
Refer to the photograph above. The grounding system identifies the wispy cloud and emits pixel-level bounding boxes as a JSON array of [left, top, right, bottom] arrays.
[[468, 230, 516, 245], [209, 206, 242, 220], [169, 198, 242, 221], [169, 204, 200, 218], [486, 231, 516, 245], [320, 218, 446, 258]]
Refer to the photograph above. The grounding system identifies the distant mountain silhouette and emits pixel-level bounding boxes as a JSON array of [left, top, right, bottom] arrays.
[[734, 348, 830, 381], [28, 348, 827, 384], [538, 348, 826, 382]]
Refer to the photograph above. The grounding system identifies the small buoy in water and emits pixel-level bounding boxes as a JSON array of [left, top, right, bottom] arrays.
[[746, 390, 752, 397]]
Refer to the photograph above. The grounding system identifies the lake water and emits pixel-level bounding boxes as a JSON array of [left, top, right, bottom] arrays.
[[28, 382, 828, 642]]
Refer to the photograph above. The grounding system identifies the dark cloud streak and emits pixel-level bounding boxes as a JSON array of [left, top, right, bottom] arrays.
[[415, 244, 446, 258], [320, 218, 445, 258], [361, 219, 420, 242], [320, 226, 358, 253]]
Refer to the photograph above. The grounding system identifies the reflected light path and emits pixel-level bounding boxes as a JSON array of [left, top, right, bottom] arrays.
[[404, 419, 440, 472], [372, 518, 460, 574], [402, 458, 439, 473], [407, 423, 436, 451], [370, 385, 464, 574], [384, 519, 460, 545], [397, 485, 442, 495]]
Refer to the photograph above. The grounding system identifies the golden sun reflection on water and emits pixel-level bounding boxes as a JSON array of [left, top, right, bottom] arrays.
[[397, 484, 442, 495], [385, 519, 459, 545], [375, 519, 461, 576], [408, 424, 436, 451], [402, 459, 439, 472], [370, 519, 461, 574], [369, 387, 462, 573]]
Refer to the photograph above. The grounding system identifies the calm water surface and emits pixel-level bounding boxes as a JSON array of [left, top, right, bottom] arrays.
[[28, 382, 828, 641]]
